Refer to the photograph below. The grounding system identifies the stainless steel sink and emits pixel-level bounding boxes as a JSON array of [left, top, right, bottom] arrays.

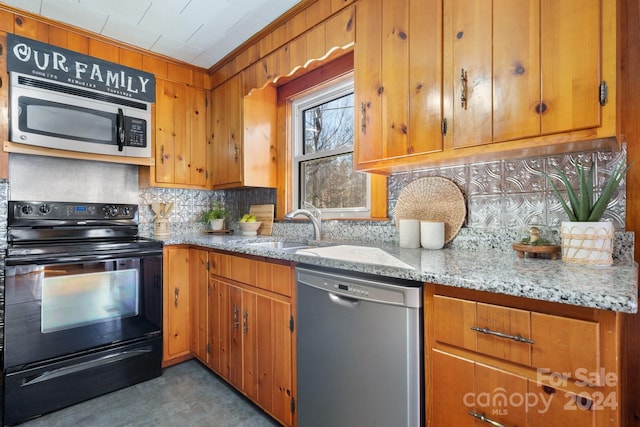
[[245, 241, 311, 251]]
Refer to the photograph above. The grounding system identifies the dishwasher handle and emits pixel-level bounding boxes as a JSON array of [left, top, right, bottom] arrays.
[[329, 292, 360, 308]]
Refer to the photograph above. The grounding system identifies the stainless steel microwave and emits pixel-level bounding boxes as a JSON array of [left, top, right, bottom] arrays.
[[9, 72, 152, 158]]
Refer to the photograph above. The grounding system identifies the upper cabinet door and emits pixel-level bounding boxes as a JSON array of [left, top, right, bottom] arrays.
[[540, 0, 601, 134], [210, 74, 277, 190], [355, 0, 443, 168], [447, 0, 606, 149], [153, 79, 208, 188], [449, 0, 542, 148]]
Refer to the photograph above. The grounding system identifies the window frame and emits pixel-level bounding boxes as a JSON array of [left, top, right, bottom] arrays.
[[290, 75, 371, 219]]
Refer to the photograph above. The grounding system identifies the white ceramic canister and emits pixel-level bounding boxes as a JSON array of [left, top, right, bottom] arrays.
[[420, 221, 445, 249], [399, 219, 421, 249]]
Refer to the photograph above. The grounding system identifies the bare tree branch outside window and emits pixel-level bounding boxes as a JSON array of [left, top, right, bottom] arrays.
[[300, 93, 366, 209]]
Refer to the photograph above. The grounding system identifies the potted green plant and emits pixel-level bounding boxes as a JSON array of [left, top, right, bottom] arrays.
[[201, 202, 227, 231], [546, 158, 631, 265]]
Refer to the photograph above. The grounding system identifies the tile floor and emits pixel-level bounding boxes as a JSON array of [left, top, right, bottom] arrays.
[[19, 360, 281, 427]]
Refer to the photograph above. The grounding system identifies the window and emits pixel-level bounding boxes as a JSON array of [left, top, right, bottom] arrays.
[[291, 76, 370, 218]]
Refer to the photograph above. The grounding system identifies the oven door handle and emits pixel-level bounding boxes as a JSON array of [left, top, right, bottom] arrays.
[[6, 249, 163, 266], [21, 348, 154, 386]]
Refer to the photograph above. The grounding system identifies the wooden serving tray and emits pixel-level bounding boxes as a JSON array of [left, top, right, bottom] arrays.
[[512, 243, 561, 260]]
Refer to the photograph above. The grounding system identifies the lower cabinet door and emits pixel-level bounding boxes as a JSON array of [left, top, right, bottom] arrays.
[[432, 350, 475, 426]]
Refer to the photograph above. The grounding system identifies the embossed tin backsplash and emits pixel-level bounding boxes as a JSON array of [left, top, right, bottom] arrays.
[[135, 146, 628, 235], [388, 146, 628, 230]]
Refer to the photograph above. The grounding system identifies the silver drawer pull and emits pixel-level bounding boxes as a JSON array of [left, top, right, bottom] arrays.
[[468, 411, 507, 427], [471, 326, 535, 344]]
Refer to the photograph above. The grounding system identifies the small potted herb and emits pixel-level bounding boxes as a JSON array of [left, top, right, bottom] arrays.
[[545, 158, 631, 265], [201, 202, 227, 231]]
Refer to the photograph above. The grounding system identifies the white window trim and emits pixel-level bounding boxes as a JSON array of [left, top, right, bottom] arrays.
[[290, 76, 371, 219]]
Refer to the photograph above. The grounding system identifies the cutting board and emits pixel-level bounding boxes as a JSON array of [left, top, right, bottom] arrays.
[[249, 204, 274, 236]]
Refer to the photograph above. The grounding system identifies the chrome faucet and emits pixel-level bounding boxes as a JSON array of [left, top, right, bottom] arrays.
[[284, 208, 322, 240]]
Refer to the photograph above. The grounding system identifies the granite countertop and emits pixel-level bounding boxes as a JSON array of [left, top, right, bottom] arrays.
[[156, 232, 639, 314]]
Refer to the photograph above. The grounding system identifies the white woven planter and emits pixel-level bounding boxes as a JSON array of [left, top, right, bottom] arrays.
[[560, 221, 614, 266]]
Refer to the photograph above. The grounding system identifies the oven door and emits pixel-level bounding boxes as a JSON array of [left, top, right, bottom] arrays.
[[3, 253, 162, 370]]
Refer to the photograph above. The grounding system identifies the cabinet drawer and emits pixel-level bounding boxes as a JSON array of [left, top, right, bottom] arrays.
[[255, 260, 292, 297], [212, 253, 292, 296], [531, 312, 600, 385], [433, 295, 601, 383]]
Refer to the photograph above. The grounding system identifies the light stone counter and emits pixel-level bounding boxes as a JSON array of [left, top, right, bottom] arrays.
[[156, 232, 638, 314]]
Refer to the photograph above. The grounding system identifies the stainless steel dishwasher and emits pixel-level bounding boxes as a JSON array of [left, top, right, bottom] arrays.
[[296, 265, 423, 427]]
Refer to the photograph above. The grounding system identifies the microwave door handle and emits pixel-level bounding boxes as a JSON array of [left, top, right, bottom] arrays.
[[116, 108, 125, 151]]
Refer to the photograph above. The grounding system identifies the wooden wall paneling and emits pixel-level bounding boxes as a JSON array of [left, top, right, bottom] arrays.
[[305, 0, 331, 29], [13, 14, 49, 41], [143, 55, 168, 78], [270, 22, 290, 50], [119, 49, 143, 70], [192, 70, 208, 89], [258, 32, 274, 59], [0, 9, 14, 32], [305, 24, 325, 65], [288, 37, 307, 77], [331, 0, 355, 13], [324, 5, 354, 51], [88, 38, 119, 62], [261, 47, 290, 84], [167, 62, 193, 85], [242, 64, 260, 96], [210, 61, 236, 88], [620, 0, 640, 424], [286, 9, 308, 41], [48, 27, 89, 53], [275, 95, 289, 219]]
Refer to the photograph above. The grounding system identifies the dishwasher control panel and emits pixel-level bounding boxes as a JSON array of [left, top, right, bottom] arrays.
[[296, 266, 422, 308], [335, 282, 369, 297]]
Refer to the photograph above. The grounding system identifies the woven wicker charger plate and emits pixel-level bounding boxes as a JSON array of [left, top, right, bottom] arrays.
[[395, 177, 466, 244]]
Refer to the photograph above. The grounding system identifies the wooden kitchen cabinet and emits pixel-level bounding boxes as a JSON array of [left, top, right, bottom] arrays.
[[354, 0, 443, 168], [145, 79, 208, 188], [209, 74, 277, 189], [432, 350, 595, 426], [204, 251, 295, 426], [162, 246, 191, 366], [426, 285, 620, 426], [446, 0, 607, 149], [189, 248, 208, 363], [355, 0, 618, 173]]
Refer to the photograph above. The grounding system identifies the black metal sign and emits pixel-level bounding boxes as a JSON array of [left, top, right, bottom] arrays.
[[7, 33, 155, 103]]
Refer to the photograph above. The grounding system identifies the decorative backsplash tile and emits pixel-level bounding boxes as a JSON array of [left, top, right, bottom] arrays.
[[389, 145, 628, 231], [135, 146, 629, 236]]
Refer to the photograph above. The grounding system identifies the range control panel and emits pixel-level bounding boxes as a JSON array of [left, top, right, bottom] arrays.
[[9, 201, 138, 223]]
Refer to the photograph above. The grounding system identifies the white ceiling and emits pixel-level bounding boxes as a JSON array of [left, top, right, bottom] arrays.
[[0, 0, 303, 69]]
